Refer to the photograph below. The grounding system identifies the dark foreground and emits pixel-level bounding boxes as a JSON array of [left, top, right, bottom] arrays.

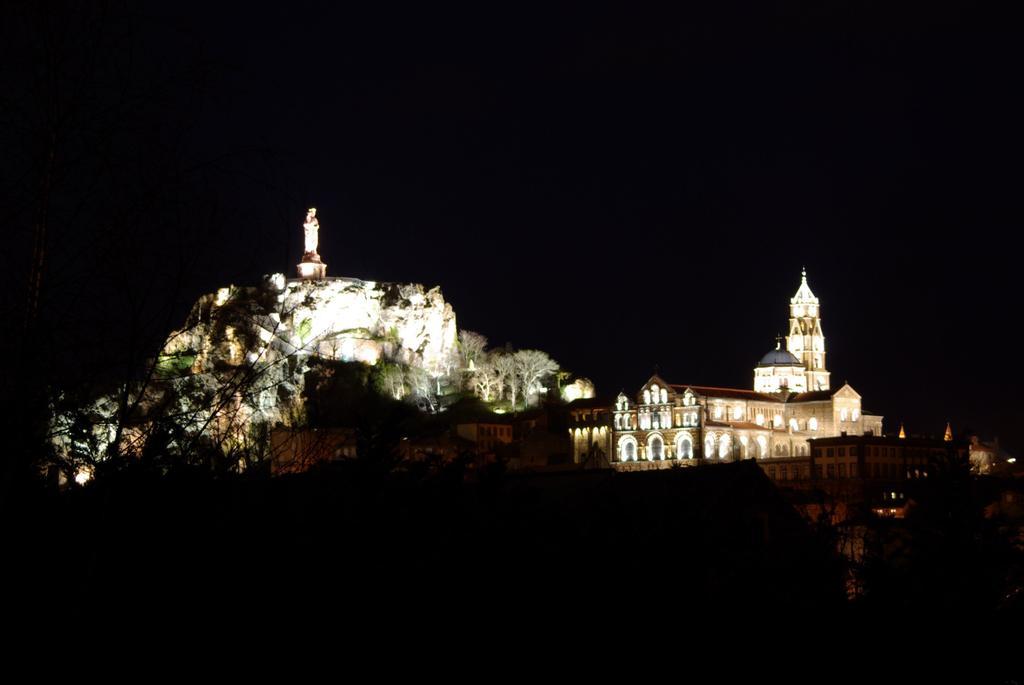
[[8, 458, 1023, 638]]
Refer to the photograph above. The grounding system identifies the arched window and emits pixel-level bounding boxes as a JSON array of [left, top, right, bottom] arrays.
[[757, 435, 768, 458], [660, 388, 668, 404], [643, 390, 651, 405], [648, 435, 664, 461], [840, 408, 848, 422], [808, 417, 818, 431], [789, 418, 798, 432], [773, 415, 783, 429], [704, 433, 716, 458], [718, 434, 732, 459], [675, 433, 693, 459], [618, 436, 637, 462], [852, 409, 860, 421], [614, 415, 621, 430]]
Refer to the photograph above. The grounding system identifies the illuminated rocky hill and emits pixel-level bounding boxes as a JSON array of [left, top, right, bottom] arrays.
[[52, 273, 458, 464]]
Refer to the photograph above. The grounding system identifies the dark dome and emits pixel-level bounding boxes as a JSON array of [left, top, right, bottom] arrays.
[[758, 348, 801, 367]]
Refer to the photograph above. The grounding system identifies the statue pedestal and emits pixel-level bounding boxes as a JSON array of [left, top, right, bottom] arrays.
[[297, 253, 327, 279]]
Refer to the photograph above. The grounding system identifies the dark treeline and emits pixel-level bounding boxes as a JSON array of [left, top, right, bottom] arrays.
[[12, 459, 847, 619]]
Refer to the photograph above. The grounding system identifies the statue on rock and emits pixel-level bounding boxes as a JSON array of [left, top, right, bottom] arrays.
[[297, 206, 327, 279], [303, 207, 319, 255]]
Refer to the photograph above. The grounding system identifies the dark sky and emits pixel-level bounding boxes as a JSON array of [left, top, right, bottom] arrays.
[[3, 2, 1021, 451]]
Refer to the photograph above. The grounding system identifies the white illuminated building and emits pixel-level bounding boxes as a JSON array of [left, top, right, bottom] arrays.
[[570, 271, 884, 468]]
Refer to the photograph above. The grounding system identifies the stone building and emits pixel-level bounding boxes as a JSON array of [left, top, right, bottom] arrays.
[[570, 271, 884, 469], [764, 434, 971, 518]]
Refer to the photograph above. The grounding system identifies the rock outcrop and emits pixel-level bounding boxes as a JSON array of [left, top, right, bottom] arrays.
[[53, 274, 458, 459]]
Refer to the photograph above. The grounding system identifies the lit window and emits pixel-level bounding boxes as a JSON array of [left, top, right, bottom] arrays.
[[644, 390, 651, 405], [789, 418, 798, 431], [840, 408, 848, 422], [661, 388, 668, 404], [773, 415, 783, 429], [756, 413, 764, 426], [676, 434, 693, 459], [714, 406, 723, 420], [808, 417, 818, 431], [852, 409, 860, 421]]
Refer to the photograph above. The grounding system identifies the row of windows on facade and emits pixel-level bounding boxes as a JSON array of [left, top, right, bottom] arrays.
[[815, 445, 882, 458], [766, 462, 929, 481], [477, 425, 511, 438], [701, 406, 860, 426], [813, 445, 943, 459], [615, 409, 860, 432], [615, 411, 700, 430], [616, 432, 783, 461]]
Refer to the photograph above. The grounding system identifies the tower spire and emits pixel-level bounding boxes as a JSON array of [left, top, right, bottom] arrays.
[[787, 267, 829, 391]]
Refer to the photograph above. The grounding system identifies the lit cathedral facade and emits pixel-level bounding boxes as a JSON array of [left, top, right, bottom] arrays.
[[569, 271, 884, 468]]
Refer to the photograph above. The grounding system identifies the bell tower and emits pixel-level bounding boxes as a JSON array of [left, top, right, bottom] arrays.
[[786, 268, 830, 391]]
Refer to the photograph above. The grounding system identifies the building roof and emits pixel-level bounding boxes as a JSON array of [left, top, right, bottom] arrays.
[[809, 434, 969, 449], [727, 421, 771, 431], [757, 348, 802, 367], [787, 390, 833, 403], [670, 385, 783, 403]]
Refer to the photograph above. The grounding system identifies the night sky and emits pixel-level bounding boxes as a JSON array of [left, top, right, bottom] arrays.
[[2, 2, 1021, 451]]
